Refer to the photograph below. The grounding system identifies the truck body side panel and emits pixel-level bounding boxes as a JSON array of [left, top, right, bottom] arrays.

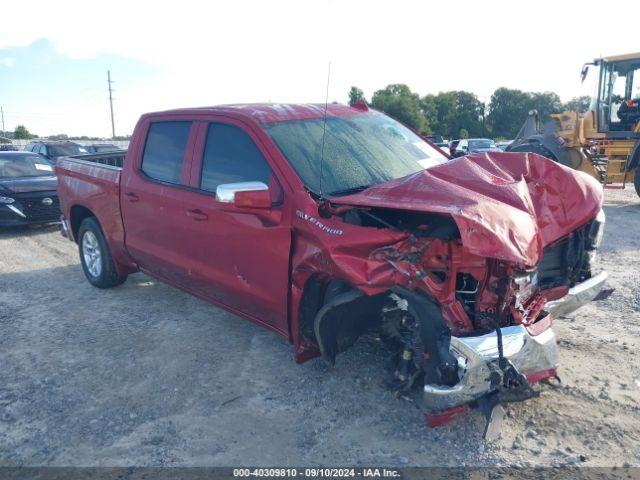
[[118, 118, 202, 281], [55, 157, 136, 274]]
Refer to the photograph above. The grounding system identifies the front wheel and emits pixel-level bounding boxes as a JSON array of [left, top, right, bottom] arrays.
[[78, 217, 127, 288]]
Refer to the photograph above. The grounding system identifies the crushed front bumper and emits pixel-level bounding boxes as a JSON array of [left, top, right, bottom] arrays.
[[423, 323, 558, 412], [545, 271, 608, 317], [423, 271, 607, 422]]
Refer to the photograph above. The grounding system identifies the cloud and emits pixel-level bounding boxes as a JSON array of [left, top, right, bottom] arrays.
[[1, 57, 15, 67]]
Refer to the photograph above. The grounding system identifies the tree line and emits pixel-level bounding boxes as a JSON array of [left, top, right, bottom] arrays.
[[2, 125, 130, 141], [6, 85, 592, 142], [348, 85, 591, 139]]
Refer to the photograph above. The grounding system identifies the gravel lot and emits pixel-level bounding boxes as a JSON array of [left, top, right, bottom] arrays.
[[0, 187, 639, 468]]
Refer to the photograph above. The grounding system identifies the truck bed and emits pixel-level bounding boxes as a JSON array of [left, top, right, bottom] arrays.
[[55, 155, 123, 243], [72, 151, 126, 168]]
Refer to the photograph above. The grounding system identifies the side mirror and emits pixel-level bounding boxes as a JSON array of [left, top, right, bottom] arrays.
[[216, 181, 271, 209], [580, 64, 590, 83]]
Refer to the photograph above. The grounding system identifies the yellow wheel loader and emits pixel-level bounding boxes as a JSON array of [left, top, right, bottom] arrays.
[[508, 52, 640, 197]]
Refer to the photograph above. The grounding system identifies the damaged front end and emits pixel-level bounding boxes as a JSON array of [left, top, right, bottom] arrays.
[[423, 322, 559, 438], [291, 153, 608, 438], [297, 209, 569, 438]]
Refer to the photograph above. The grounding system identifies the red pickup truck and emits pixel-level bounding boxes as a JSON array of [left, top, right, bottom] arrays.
[[56, 102, 607, 437]]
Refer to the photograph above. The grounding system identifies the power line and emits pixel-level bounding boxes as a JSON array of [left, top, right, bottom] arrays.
[[108, 70, 116, 138]]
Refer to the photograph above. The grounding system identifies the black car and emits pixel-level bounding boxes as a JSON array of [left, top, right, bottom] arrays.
[[0, 152, 59, 226], [24, 140, 88, 163], [426, 135, 445, 144], [83, 144, 124, 153], [449, 138, 501, 157]]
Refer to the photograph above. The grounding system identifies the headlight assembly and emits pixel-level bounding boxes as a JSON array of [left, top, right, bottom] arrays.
[[513, 271, 538, 308]]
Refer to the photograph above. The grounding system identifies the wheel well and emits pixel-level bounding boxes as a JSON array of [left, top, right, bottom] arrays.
[[298, 276, 358, 342], [298, 275, 386, 365], [70, 205, 95, 242]]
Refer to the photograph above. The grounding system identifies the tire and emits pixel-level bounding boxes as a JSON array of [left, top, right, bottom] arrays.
[[78, 217, 127, 288], [634, 168, 640, 198]]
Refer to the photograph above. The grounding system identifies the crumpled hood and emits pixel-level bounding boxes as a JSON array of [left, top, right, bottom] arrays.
[[337, 152, 603, 267], [0, 176, 58, 194]]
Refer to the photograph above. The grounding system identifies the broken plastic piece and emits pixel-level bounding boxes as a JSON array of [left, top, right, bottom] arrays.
[[525, 368, 558, 384], [478, 394, 505, 441], [424, 404, 470, 428]]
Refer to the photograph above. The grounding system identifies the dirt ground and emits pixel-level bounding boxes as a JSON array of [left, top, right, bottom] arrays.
[[0, 187, 639, 468]]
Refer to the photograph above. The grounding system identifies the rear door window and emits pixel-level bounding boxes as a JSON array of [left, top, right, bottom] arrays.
[[141, 121, 192, 184], [200, 123, 274, 194]]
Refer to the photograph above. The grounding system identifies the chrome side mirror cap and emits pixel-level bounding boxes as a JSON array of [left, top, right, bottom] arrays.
[[216, 181, 271, 209]]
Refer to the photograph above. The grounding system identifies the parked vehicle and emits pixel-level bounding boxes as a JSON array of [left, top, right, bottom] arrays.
[[56, 103, 608, 438], [426, 135, 445, 144], [434, 142, 450, 151], [0, 136, 17, 151], [0, 151, 59, 226], [82, 144, 124, 154], [495, 140, 513, 151], [449, 139, 461, 157], [0, 142, 18, 151], [24, 140, 88, 163], [450, 138, 501, 157]]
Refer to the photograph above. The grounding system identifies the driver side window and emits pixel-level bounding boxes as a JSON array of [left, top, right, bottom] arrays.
[[200, 123, 281, 201]]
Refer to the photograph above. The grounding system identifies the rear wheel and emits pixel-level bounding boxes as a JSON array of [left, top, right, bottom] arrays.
[[78, 217, 127, 288]]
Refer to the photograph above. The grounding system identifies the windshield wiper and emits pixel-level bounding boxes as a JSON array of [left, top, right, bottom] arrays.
[[326, 184, 372, 197]]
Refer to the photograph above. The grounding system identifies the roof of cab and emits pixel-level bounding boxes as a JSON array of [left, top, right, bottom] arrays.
[[598, 52, 640, 63], [143, 103, 369, 124]]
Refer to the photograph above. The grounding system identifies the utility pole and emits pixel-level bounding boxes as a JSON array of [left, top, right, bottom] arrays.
[[1, 106, 4, 134], [107, 70, 116, 139], [481, 101, 486, 137]]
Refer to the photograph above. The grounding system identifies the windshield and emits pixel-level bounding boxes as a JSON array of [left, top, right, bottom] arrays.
[[0, 154, 55, 178], [264, 111, 447, 196], [468, 139, 495, 149], [49, 144, 87, 157]]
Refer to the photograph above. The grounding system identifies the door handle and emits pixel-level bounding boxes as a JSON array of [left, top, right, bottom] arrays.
[[124, 192, 139, 202], [186, 208, 208, 221]]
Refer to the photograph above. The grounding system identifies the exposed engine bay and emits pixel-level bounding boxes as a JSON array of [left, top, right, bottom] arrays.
[[297, 204, 607, 438]]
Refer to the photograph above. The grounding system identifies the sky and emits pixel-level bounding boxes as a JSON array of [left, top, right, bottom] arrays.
[[0, 0, 638, 137]]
